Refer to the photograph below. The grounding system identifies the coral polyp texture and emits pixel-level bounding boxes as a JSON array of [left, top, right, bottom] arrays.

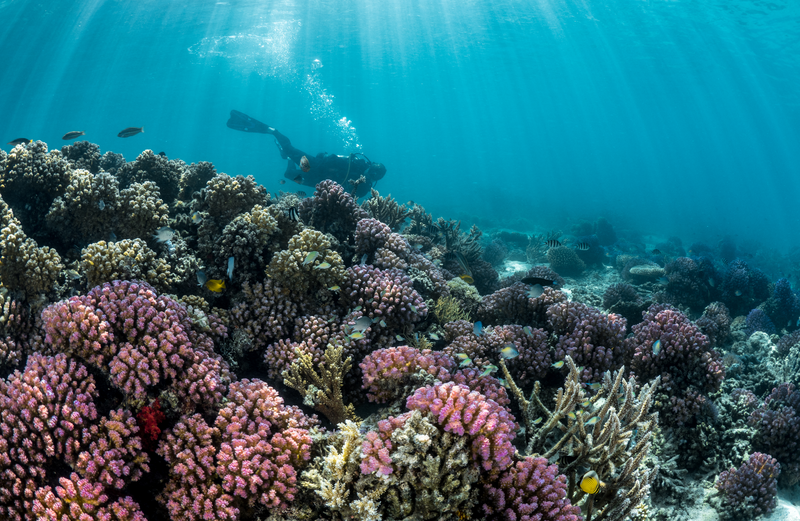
[[1, 139, 796, 520]]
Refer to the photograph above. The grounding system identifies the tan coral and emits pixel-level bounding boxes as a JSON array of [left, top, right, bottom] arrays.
[[81, 239, 174, 290], [117, 181, 169, 239], [266, 229, 346, 293], [46, 170, 120, 242], [0, 219, 63, 298]]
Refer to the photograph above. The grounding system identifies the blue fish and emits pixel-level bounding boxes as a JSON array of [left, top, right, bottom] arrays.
[[473, 321, 483, 337], [196, 270, 207, 287], [227, 256, 235, 280], [652, 339, 662, 356]]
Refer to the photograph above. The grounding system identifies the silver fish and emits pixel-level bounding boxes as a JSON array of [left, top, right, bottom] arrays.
[[153, 226, 175, 243], [197, 270, 207, 287], [117, 127, 144, 138], [227, 256, 234, 280], [352, 316, 372, 332]]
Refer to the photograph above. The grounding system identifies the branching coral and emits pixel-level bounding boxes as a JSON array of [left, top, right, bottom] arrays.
[[46, 169, 120, 243], [299, 180, 368, 243], [361, 189, 409, 231], [194, 173, 270, 222], [116, 180, 170, 239], [500, 356, 659, 521], [266, 228, 346, 294], [81, 239, 175, 290], [547, 246, 586, 277], [116, 149, 185, 203], [284, 342, 358, 425], [715, 452, 779, 520]]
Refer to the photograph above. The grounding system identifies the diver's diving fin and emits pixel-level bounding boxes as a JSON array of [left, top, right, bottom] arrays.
[[227, 110, 273, 134]]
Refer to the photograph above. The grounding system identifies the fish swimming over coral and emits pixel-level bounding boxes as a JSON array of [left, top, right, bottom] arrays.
[[7, 138, 31, 145], [62, 131, 85, 140], [520, 276, 558, 287], [153, 226, 175, 242], [205, 278, 225, 292], [117, 127, 144, 138]]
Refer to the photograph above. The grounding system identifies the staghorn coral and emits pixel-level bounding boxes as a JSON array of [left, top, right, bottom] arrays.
[[266, 228, 346, 294], [81, 239, 175, 290], [360, 189, 409, 231], [500, 356, 658, 521], [284, 342, 357, 425], [433, 295, 471, 324], [116, 149, 185, 203], [46, 169, 120, 243], [715, 452, 779, 520]]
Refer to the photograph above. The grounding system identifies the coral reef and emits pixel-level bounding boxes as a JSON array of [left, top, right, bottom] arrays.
[[547, 246, 586, 276], [715, 452, 779, 520], [749, 383, 800, 486]]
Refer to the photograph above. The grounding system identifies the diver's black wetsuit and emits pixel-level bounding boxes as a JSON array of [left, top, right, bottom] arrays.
[[226, 110, 385, 198]]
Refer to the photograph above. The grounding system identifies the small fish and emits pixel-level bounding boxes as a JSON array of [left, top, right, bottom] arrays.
[[191, 211, 203, 224], [523, 326, 533, 336], [300, 155, 311, 172], [575, 242, 590, 251], [287, 207, 300, 222], [98, 200, 105, 211], [205, 279, 225, 292], [197, 270, 207, 287], [532, 417, 543, 425], [117, 127, 144, 138], [429, 332, 440, 341], [227, 256, 234, 280], [297, 191, 307, 198], [379, 320, 387, 327], [153, 226, 175, 243], [520, 277, 558, 287], [459, 358, 472, 368], [499, 378, 508, 388], [585, 417, 599, 426], [499, 345, 519, 359], [545, 239, 562, 248], [657, 276, 669, 285], [86, 259, 94, 266], [410, 304, 418, 313], [157, 151, 167, 157], [552, 360, 565, 369], [473, 321, 483, 337], [396, 334, 404, 341], [459, 274, 475, 284], [651, 248, 662, 255], [303, 251, 320, 266], [579, 471, 604, 495], [349, 331, 365, 340], [292, 173, 303, 183], [353, 306, 362, 311], [588, 382, 603, 390], [314, 261, 331, 270], [455, 353, 470, 360], [7, 138, 31, 145], [353, 316, 372, 332], [328, 285, 340, 292], [279, 179, 286, 185], [480, 365, 498, 377], [735, 289, 742, 297], [708, 278, 716, 288], [652, 339, 662, 356], [527, 284, 544, 298], [581, 399, 592, 408], [62, 131, 85, 140], [360, 254, 368, 265], [108, 231, 117, 242], [65, 269, 81, 280], [567, 411, 577, 420]]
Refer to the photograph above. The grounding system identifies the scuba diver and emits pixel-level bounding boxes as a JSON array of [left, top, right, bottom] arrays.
[[226, 110, 386, 197]]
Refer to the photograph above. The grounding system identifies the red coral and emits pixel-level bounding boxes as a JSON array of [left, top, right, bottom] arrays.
[[136, 399, 165, 451]]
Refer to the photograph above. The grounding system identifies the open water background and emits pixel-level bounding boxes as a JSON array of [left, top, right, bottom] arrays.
[[1, 0, 799, 251]]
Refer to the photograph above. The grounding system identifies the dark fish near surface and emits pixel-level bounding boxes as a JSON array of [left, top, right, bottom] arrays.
[[292, 173, 303, 183], [300, 155, 311, 172], [157, 151, 167, 157], [545, 239, 562, 248], [279, 179, 286, 185], [7, 138, 31, 145], [520, 276, 558, 287], [117, 127, 144, 138], [62, 131, 85, 140], [575, 242, 590, 251], [651, 249, 662, 255]]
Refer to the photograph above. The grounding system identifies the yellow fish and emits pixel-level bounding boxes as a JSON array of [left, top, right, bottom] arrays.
[[585, 416, 599, 426], [349, 331, 365, 340], [579, 470, 604, 495], [551, 360, 565, 369], [459, 274, 474, 284], [205, 279, 226, 292], [499, 345, 519, 359]]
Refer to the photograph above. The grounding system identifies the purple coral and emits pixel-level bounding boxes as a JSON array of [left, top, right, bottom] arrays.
[[716, 452, 779, 520], [481, 457, 582, 521], [547, 301, 628, 383], [744, 308, 776, 337], [231, 279, 299, 352], [662, 256, 715, 312], [721, 259, 770, 316], [32, 472, 146, 521], [478, 283, 566, 327], [298, 180, 368, 242], [696, 302, 731, 348], [360, 346, 454, 403], [406, 382, 516, 475], [42, 280, 232, 410], [749, 383, 800, 486], [764, 278, 800, 331], [342, 265, 427, 328], [355, 218, 391, 256], [628, 304, 725, 425]]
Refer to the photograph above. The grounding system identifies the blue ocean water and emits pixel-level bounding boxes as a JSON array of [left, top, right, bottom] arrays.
[[1, 0, 799, 254]]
